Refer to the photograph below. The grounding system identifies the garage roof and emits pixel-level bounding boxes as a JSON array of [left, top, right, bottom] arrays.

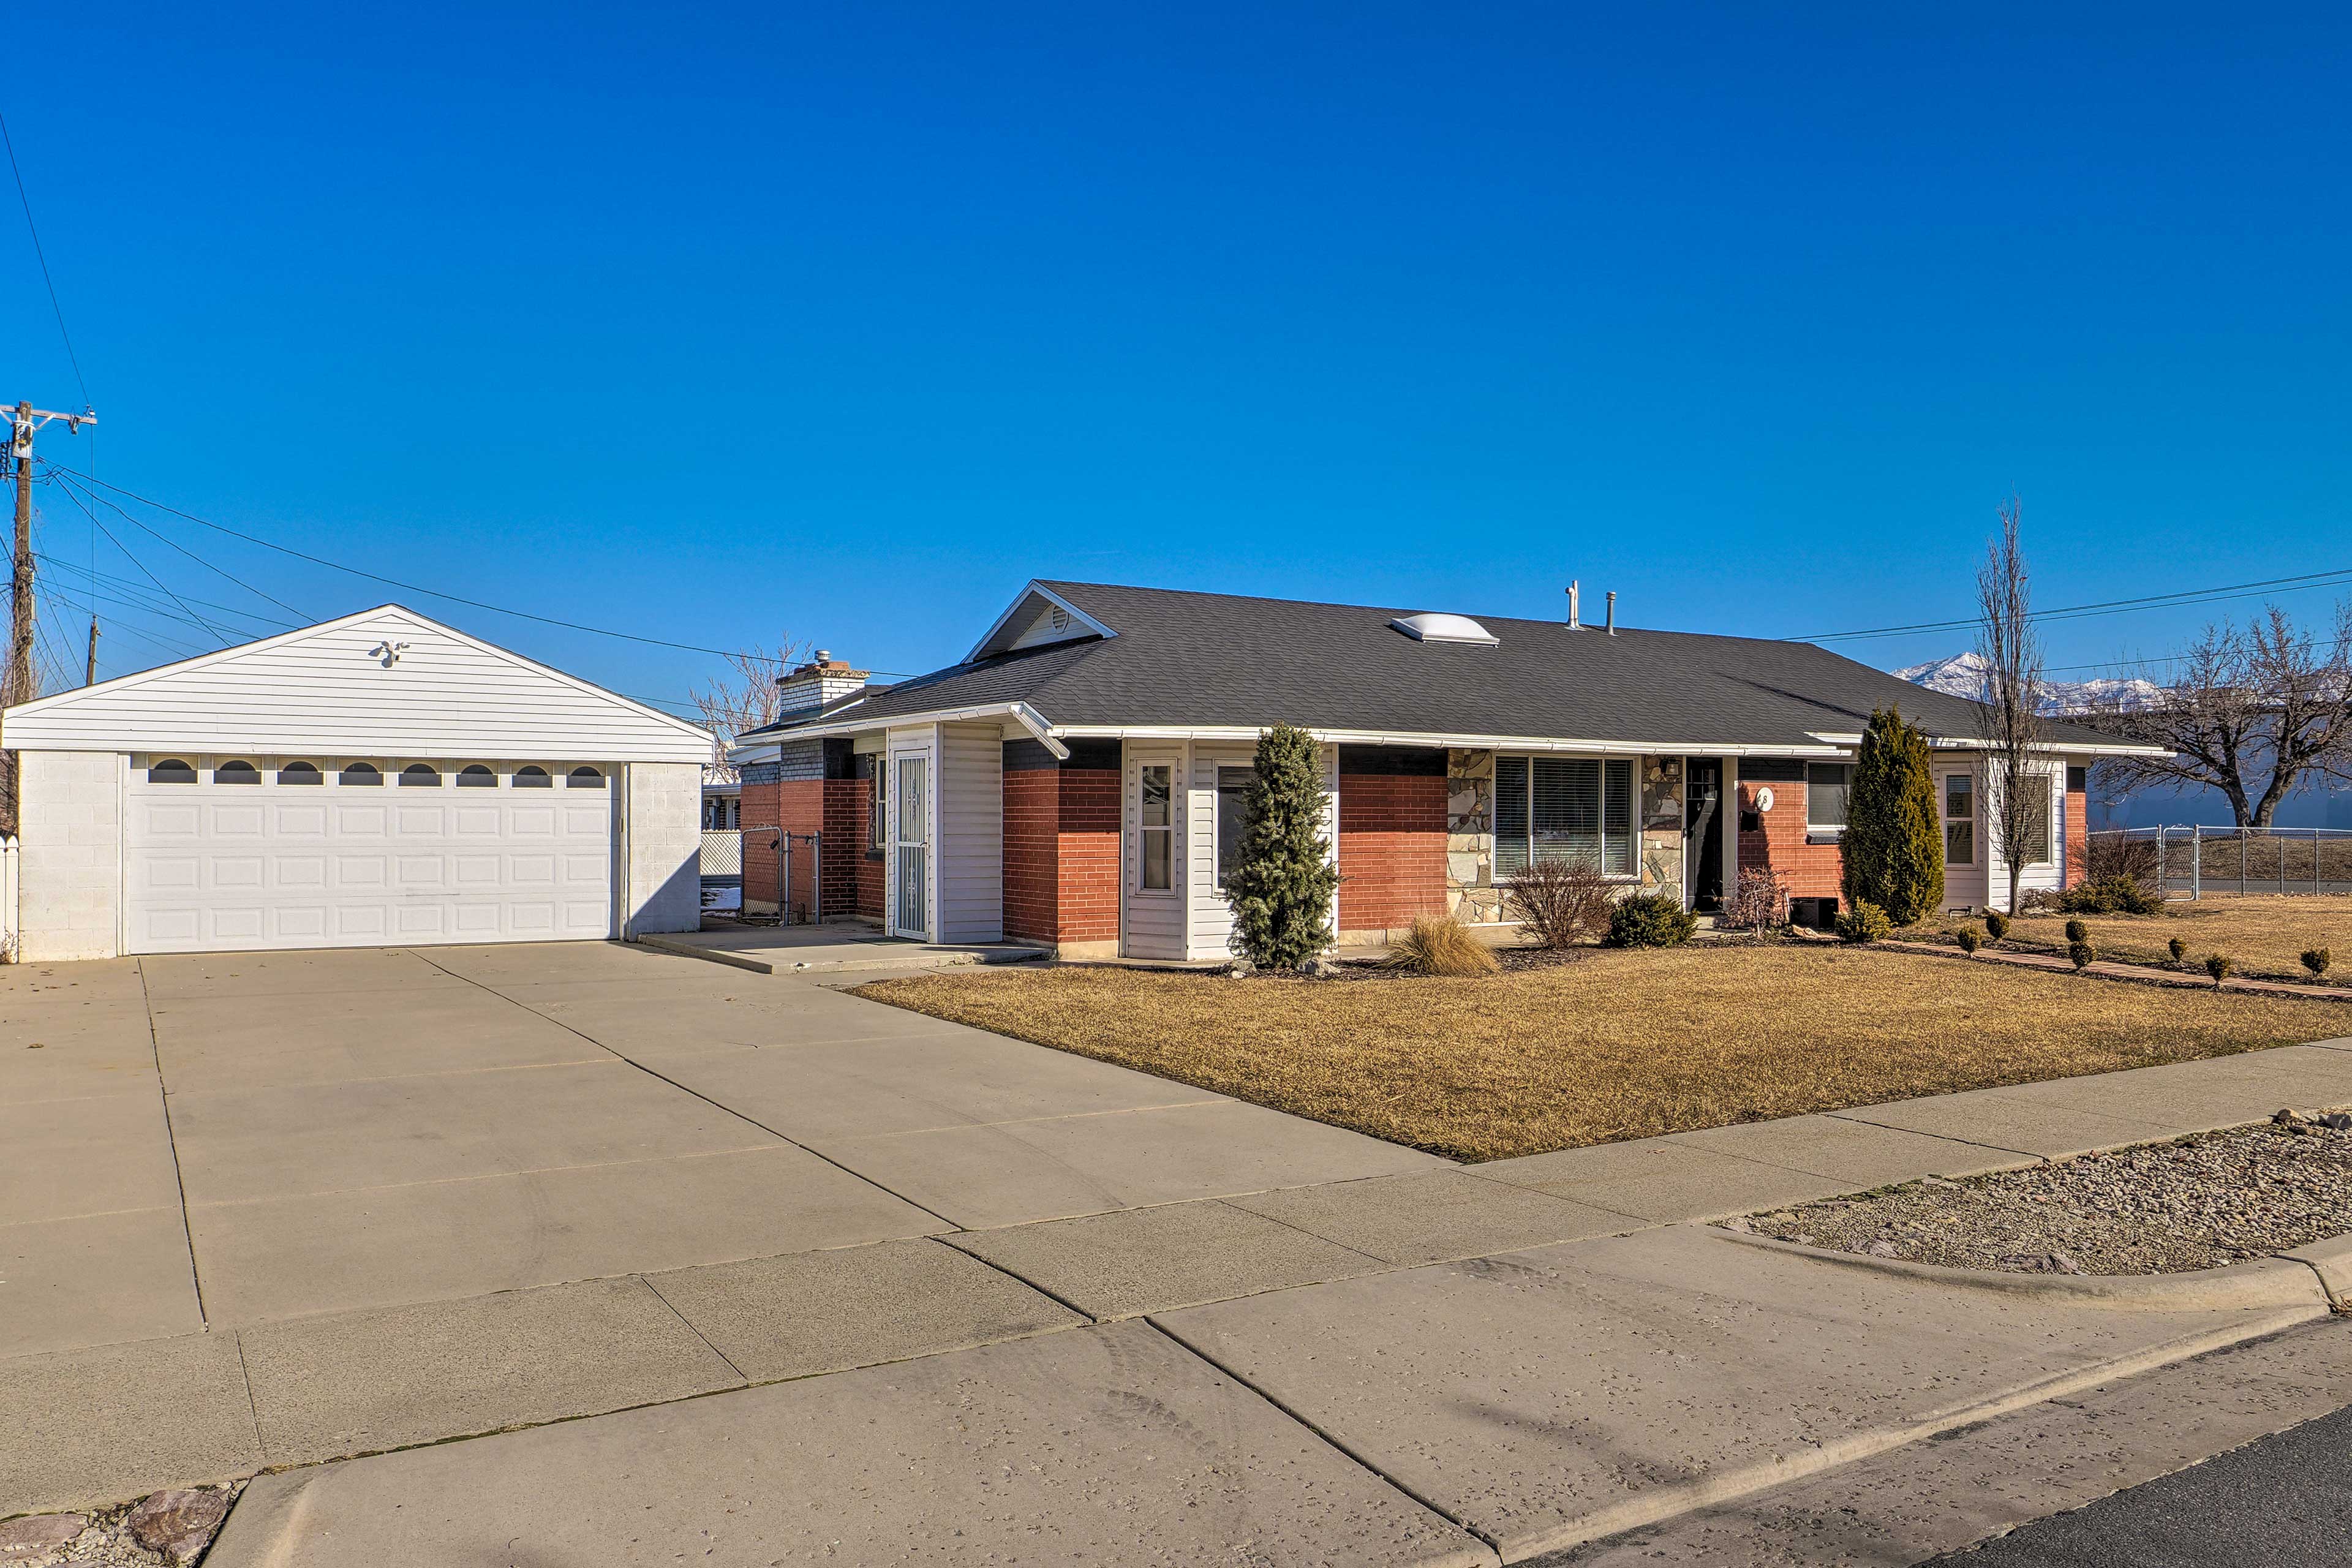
[[1, 605, 713, 763]]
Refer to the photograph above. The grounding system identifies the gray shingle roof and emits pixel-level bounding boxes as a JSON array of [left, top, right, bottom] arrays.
[[755, 581, 2121, 752]]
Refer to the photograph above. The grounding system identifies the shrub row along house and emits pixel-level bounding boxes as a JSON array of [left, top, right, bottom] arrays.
[[728, 581, 2159, 958]]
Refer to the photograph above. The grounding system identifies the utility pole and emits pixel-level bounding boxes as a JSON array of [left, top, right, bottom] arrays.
[[1, 399, 96, 831], [85, 615, 98, 686]]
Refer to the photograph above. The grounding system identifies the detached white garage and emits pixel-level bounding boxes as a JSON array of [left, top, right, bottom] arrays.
[[2, 605, 710, 961]]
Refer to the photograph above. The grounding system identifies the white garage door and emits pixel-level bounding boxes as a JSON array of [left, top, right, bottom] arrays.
[[126, 756, 616, 954]]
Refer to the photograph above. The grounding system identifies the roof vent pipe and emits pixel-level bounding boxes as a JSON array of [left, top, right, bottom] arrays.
[[1605, 592, 1616, 635], [1567, 580, 1580, 630]]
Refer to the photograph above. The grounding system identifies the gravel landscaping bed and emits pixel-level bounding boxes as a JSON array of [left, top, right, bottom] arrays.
[[0, 1485, 239, 1567], [1734, 1109, 2352, 1275]]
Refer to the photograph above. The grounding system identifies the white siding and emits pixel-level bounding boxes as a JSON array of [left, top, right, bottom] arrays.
[[937, 722, 1003, 943], [1121, 741, 1188, 960], [2, 607, 709, 763], [625, 762, 703, 937], [1184, 743, 1254, 960], [15, 750, 122, 963], [1983, 755, 2068, 912]]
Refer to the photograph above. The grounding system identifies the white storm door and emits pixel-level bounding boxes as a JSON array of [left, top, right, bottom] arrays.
[[891, 754, 930, 939], [125, 759, 615, 954]]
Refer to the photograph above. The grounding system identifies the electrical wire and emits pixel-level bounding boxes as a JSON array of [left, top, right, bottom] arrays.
[[39, 464, 926, 675], [49, 469, 309, 620], [1804, 563, 2352, 643], [0, 110, 88, 407], [76, 503, 233, 643]]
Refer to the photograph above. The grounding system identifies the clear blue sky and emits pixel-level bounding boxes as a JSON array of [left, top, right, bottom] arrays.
[[5, 4, 2348, 712]]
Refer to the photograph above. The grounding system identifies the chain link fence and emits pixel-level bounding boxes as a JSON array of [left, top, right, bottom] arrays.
[[2088, 826, 2352, 899]]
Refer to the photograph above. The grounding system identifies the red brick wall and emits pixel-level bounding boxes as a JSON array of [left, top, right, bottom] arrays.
[[821, 776, 873, 919], [995, 764, 1121, 946], [1736, 778, 1844, 899], [1338, 772, 1448, 930], [1003, 768, 1060, 943], [2064, 781, 2089, 888], [1055, 767, 1122, 943]]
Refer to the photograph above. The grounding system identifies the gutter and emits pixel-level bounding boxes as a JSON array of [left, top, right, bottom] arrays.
[[1806, 731, 2173, 759], [729, 701, 1069, 764]]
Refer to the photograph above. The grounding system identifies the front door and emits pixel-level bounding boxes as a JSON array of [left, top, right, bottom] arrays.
[[892, 754, 929, 938], [1683, 758, 1724, 911]]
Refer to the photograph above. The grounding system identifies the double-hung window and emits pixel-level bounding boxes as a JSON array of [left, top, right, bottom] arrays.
[[1137, 763, 1175, 891], [1214, 767, 1251, 889], [1806, 763, 1852, 837], [1492, 756, 1635, 877]]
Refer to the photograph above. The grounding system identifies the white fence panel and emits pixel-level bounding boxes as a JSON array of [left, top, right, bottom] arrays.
[[0, 834, 18, 960]]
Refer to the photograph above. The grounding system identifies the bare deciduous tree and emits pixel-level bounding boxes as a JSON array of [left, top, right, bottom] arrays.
[[2084, 603, 2352, 827], [690, 641, 803, 780], [1975, 496, 2045, 914]]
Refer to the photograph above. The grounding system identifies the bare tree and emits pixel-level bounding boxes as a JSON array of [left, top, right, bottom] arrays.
[[1975, 497, 2045, 914], [690, 641, 802, 781], [2084, 602, 2352, 826]]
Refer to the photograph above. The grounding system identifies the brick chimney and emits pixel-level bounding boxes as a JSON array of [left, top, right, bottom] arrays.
[[775, 650, 869, 716]]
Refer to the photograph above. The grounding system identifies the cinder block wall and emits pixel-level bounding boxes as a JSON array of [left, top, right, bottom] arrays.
[[626, 761, 703, 937], [16, 750, 123, 961]]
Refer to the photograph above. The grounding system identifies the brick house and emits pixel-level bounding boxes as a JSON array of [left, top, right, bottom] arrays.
[[728, 582, 2154, 957]]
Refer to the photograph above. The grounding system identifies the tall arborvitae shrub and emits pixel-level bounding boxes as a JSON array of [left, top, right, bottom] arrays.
[[1840, 706, 1945, 926], [1229, 723, 1340, 969]]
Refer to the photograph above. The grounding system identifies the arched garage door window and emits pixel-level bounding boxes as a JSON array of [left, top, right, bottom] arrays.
[[339, 763, 382, 786], [568, 767, 606, 788], [148, 758, 197, 784]]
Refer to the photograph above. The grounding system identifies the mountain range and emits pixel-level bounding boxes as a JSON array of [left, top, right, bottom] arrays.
[[1891, 652, 2165, 715]]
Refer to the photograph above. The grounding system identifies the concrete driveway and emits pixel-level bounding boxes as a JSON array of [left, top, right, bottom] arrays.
[[12, 943, 2352, 1564], [6, 940, 1437, 1352]]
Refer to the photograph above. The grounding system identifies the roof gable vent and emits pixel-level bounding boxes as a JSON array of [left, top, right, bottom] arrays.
[[1389, 612, 1498, 647]]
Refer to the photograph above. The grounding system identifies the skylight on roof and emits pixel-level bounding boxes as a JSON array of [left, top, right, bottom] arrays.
[[1389, 612, 1498, 647]]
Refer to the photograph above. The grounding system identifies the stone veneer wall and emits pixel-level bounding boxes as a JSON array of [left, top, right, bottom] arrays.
[[1445, 748, 1686, 922]]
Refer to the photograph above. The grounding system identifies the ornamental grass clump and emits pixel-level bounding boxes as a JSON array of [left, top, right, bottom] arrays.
[[1834, 901, 1893, 944], [1607, 891, 1698, 948], [2206, 953, 2234, 987], [1227, 723, 1341, 971], [1383, 915, 1500, 978], [1839, 708, 1943, 925], [2303, 948, 2333, 980]]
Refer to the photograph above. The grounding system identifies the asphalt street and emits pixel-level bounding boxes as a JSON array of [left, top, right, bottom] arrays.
[[1933, 1401, 2352, 1567]]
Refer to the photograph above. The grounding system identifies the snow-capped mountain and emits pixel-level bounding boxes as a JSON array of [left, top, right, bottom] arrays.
[[1892, 652, 2164, 714]]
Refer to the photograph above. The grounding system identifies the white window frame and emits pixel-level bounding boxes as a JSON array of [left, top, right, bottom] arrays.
[[1134, 756, 1179, 895], [1805, 762, 1852, 837], [1940, 768, 1975, 867], [1491, 752, 1640, 881]]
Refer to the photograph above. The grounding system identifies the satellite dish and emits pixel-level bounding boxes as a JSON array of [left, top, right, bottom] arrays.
[[1753, 786, 1776, 813]]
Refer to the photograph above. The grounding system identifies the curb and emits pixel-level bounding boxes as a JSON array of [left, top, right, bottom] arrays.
[[635, 933, 1047, 976], [1709, 1226, 2338, 1313]]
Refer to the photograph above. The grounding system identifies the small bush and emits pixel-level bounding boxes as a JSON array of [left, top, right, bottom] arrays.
[[2057, 875, 2163, 916], [2206, 953, 2233, 987], [1383, 915, 1501, 978], [1985, 911, 2011, 941], [2019, 888, 2065, 914], [1502, 859, 1616, 949], [1834, 901, 1893, 944], [2168, 936, 2188, 964], [2084, 832, 2160, 888], [2067, 939, 2095, 971], [1721, 866, 1792, 932], [2064, 918, 2089, 944], [2304, 948, 2334, 980], [1956, 926, 1982, 954], [1608, 891, 1698, 949]]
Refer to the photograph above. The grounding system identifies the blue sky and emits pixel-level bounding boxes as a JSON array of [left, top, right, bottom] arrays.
[[4, 4, 2348, 712]]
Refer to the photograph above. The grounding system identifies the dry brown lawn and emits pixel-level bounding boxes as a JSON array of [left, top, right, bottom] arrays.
[[1905, 894, 2352, 982], [857, 946, 2351, 1161]]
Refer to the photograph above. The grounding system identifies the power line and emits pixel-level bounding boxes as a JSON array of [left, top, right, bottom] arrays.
[[48, 469, 308, 620], [1804, 563, 2352, 643], [0, 111, 87, 407], [39, 464, 927, 676], [76, 501, 233, 643]]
